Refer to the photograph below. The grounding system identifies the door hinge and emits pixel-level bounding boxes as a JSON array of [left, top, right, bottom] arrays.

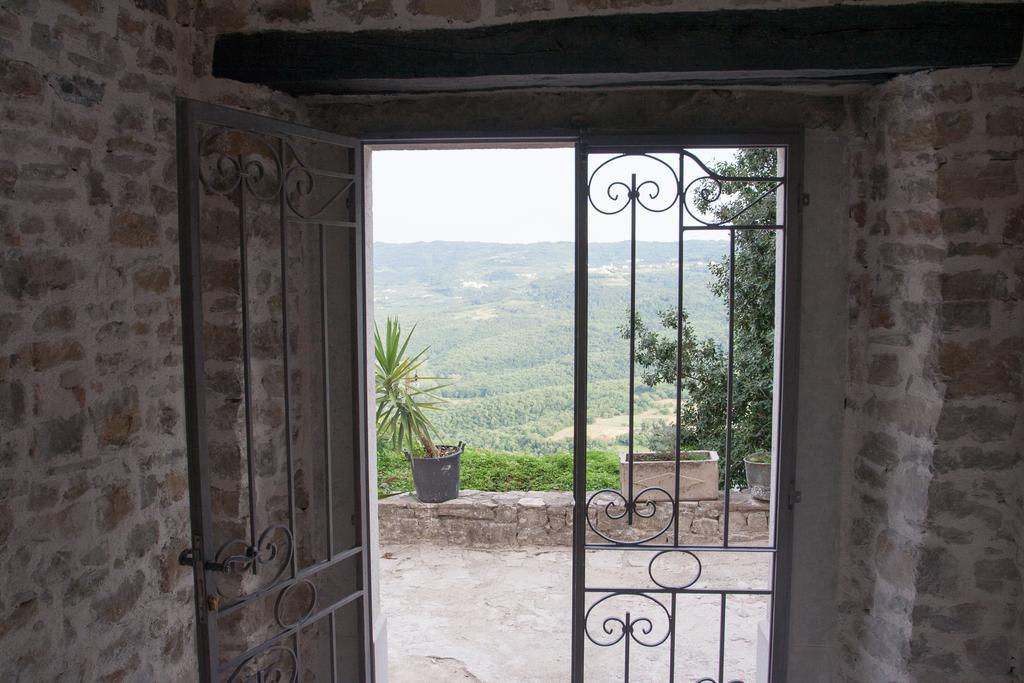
[[787, 482, 802, 510]]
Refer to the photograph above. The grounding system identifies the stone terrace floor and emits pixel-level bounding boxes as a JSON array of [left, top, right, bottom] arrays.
[[382, 544, 770, 682]]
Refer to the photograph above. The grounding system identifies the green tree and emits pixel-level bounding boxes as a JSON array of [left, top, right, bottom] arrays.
[[625, 148, 779, 488]]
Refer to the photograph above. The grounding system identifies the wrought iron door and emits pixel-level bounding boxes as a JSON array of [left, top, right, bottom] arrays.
[[571, 136, 802, 682], [176, 99, 373, 682]]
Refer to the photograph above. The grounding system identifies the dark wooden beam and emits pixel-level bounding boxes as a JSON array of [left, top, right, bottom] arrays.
[[213, 4, 1024, 95]]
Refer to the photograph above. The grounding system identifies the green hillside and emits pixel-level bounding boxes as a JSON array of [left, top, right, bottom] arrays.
[[373, 240, 729, 453]]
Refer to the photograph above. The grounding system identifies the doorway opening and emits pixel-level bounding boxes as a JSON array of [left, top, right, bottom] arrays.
[[366, 138, 798, 683], [368, 143, 580, 682]]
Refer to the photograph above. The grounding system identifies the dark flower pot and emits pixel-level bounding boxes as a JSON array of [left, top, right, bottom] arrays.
[[407, 444, 464, 503], [744, 458, 771, 502]]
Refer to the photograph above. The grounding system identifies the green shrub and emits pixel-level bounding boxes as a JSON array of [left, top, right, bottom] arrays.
[[376, 446, 620, 497]]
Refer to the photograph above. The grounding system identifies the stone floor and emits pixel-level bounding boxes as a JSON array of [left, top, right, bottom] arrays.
[[381, 544, 771, 682]]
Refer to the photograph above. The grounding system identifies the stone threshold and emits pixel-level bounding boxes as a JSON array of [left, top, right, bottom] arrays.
[[379, 489, 770, 548]]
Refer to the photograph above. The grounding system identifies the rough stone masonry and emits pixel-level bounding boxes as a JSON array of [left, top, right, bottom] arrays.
[[1, 1, 1022, 682]]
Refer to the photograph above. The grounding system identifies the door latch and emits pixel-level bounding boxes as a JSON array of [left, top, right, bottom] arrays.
[[786, 482, 802, 510], [179, 546, 257, 574]]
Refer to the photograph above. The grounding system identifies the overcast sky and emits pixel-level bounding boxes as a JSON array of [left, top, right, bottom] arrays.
[[369, 147, 744, 243]]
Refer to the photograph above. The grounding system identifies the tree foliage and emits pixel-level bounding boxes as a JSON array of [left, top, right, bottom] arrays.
[[626, 149, 779, 488]]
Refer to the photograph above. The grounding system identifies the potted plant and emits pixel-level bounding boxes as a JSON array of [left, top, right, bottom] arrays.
[[619, 420, 719, 501], [374, 318, 464, 503], [743, 451, 771, 501]]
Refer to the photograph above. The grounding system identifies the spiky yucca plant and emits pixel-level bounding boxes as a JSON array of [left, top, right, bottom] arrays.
[[374, 318, 448, 458]]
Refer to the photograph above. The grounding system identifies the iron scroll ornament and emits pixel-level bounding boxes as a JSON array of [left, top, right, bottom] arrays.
[[647, 549, 703, 590], [584, 592, 673, 649], [225, 645, 298, 683], [213, 525, 294, 598], [274, 579, 319, 629], [282, 139, 355, 221], [587, 150, 784, 225], [198, 127, 283, 201], [587, 153, 680, 215], [585, 487, 676, 545]]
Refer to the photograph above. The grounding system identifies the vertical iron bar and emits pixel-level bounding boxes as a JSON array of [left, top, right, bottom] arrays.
[[718, 593, 727, 683], [673, 156, 684, 548], [177, 100, 218, 682], [627, 172, 637, 525], [330, 611, 338, 680], [238, 160, 259, 571], [723, 230, 736, 548], [571, 139, 589, 683], [354, 144, 376, 683], [669, 592, 677, 682], [319, 225, 335, 560], [279, 138, 298, 580], [624, 611, 631, 683]]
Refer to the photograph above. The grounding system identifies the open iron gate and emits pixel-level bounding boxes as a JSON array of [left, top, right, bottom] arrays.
[[571, 135, 802, 683], [177, 99, 373, 683]]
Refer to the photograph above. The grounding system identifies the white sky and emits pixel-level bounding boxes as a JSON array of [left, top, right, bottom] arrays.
[[369, 147, 749, 243]]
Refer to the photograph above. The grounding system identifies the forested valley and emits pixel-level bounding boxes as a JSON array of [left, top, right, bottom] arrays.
[[373, 240, 731, 454]]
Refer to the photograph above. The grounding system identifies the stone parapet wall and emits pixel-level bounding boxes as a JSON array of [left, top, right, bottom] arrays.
[[379, 489, 770, 548]]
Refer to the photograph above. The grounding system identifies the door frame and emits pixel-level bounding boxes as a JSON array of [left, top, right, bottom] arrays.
[[177, 98, 376, 682]]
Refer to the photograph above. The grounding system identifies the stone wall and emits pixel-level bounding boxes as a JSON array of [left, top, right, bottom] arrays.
[[379, 490, 771, 548], [838, 63, 1024, 682], [0, 1, 308, 680]]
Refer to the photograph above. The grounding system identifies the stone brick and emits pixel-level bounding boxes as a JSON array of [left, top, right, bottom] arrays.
[[195, 0, 248, 31], [939, 207, 987, 236], [964, 635, 1012, 676], [98, 483, 133, 531], [34, 412, 85, 457], [1004, 206, 1024, 245], [940, 270, 1007, 301], [914, 545, 959, 597], [407, 0, 480, 21], [126, 521, 159, 557], [25, 339, 84, 370], [496, 0, 552, 15], [985, 106, 1024, 137], [29, 22, 62, 60], [132, 265, 172, 293], [91, 571, 144, 624], [936, 404, 1015, 443], [0, 159, 16, 197], [913, 602, 983, 634], [109, 209, 158, 248], [0, 380, 26, 429], [0, 312, 22, 345], [934, 110, 972, 146], [33, 304, 75, 332], [939, 301, 990, 331], [92, 387, 140, 447], [133, 0, 168, 16], [254, 0, 313, 22], [974, 558, 1020, 592], [867, 353, 901, 387], [937, 158, 1018, 202], [45, 73, 105, 106], [0, 57, 43, 100], [939, 338, 1022, 399]]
